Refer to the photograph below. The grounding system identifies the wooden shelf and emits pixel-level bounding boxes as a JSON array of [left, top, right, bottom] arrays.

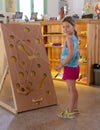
[[79, 47, 87, 49], [34, 20, 100, 85], [76, 81, 87, 85], [49, 59, 60, 62], [45, 44, 63, 48], [43, 34, 65, 37], [78, 34, 87, 37], [79, 62, 87, 65], [40, 20, 88, 85]]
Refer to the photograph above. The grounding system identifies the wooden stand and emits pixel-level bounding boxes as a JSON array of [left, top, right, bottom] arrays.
[[0, 23, 57, 114]]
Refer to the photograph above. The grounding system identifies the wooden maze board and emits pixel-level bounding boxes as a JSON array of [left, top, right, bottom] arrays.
[[0, 26, 8, 89], [0, 23, 57, 113]]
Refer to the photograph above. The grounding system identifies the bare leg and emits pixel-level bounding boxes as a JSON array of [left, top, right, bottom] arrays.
[[74, 84, 78, 109], [66, 80, 78, 112]]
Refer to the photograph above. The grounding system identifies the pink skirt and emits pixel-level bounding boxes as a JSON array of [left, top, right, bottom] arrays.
[[62, 66, 80, 80]]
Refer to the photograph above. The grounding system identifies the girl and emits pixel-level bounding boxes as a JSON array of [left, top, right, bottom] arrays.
[[54, 16, 80, 119]]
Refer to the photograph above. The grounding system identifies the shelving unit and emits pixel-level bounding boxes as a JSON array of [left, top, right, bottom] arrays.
[[76, 22, 88, 85], [34, 19, 100, 85], [87, 20, 100, 85], [75, 19, 100, 85], [38, 21, 66, 80], [36, 20, 88, 83], [37, 20, 88, 84]]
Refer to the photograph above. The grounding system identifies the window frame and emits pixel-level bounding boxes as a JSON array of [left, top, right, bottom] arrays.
[[16, 0, 47, 15]]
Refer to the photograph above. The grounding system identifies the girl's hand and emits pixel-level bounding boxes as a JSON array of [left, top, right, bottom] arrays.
[[54, 63, 63, 70]]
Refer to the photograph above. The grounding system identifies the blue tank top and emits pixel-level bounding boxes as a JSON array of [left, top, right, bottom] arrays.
[[61, 35, 79, 67]]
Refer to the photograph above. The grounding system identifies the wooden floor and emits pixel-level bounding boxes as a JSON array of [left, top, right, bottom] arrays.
[[0, 80, 100, 130]]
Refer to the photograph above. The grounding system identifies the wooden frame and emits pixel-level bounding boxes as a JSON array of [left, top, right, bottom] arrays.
[[0, 23, 57, 114]]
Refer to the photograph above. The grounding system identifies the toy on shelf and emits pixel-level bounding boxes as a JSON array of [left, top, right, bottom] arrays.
[[79, 56, 87, 63], [76, 73, 87, 84], [55, 72, 63, 79], [59, 7, 65, 20], [80, 74, 87, 84], [51, 71, 58, 78], [77, 73, 82, 81]]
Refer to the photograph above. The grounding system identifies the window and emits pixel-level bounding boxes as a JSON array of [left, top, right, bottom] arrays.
[[17, 0, 47, 20], [33, 0, 44, 19], [19, 0, 31, 19]]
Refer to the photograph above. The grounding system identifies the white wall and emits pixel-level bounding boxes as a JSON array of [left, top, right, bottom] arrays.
[[72, 0, 84, 16], [0, 0, 16, 23], [1, 0, 97, 21], [47, 0, 84, 18], [67, 0, 74, 15], [47, 0, 59, 17], [0, 0, 5, 13], [0, 0, 6, 22]]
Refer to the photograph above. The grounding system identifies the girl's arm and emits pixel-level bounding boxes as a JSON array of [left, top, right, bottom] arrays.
[[54, 37, 74, 70], [61, 37, 74, 66]]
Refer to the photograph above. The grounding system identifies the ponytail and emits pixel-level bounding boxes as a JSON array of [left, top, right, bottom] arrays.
[[74, 30, 78, 39]]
